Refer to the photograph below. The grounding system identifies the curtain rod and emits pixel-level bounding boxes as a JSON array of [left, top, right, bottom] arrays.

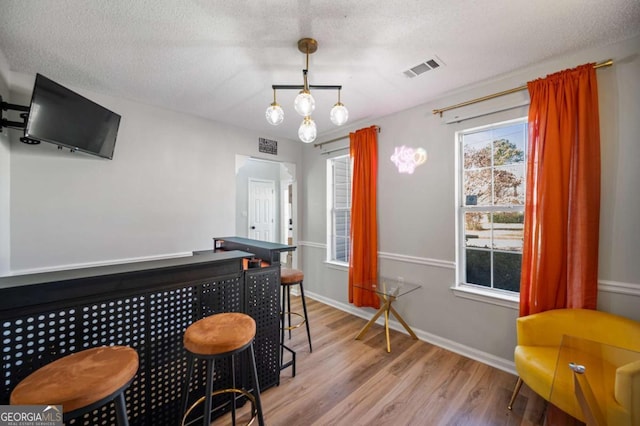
[[313, 125, 380, 148], [432, 59, 613, 117]]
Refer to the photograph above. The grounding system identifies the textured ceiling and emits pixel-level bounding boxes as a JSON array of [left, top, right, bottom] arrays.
[[0, 0, 639, 142]]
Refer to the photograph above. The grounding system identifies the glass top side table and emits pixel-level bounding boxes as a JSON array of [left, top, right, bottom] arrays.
[[549, 335, 640, 425], [354, 277, 421, 352]]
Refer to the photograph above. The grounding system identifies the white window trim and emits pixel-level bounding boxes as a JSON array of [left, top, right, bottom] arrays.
[[451, 284, 519, 309], [326, 155, 351, 265], [324, 260, 349, 270], [454, 117, 527, 305]]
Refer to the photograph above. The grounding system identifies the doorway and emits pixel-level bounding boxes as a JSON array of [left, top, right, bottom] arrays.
[[235, 155, 297, 266]]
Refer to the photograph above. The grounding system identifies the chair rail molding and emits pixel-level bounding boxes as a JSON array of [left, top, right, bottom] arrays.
[[298, 240, 326, 249], [598, 280, 640, 297], [298, 241, 455, 271], [378, 251, 455, 270]]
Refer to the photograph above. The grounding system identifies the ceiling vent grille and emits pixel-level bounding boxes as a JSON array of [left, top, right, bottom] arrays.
[[403, 57, 443, 78]]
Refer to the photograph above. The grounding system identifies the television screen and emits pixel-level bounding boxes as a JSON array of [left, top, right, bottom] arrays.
[[25, 74, 121, 160]]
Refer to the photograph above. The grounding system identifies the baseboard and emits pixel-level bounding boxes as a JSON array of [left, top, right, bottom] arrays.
[[304, 290, 516, 375], [6, 251, 194, 276]]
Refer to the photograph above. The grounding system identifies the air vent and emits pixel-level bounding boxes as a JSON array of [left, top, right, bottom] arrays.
[[403, 56, 444, 78]]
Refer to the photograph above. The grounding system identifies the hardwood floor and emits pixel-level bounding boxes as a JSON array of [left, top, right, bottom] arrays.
[[213, 297, 551, 426]]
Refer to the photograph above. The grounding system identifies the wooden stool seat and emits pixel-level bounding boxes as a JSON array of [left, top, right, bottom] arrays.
[[182, 312, 264, 426], [184, 312, 256, 355], [280, 268, 304, 284], [11, 346, 138, 418]]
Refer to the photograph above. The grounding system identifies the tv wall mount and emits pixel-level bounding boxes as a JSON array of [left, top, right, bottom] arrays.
[[0, 95, 40, 144]]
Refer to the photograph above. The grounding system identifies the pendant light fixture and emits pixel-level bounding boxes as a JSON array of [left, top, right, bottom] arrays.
[[330, 89, 349, 126], [265, 89, 284, 125], [266, 38, 348, 143]]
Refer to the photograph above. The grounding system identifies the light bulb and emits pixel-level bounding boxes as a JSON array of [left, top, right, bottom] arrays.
[[298, 116, 317, 143], [330, 102, 349, 126], [294, 90, 315, 117], [265, 103, 284, 126]]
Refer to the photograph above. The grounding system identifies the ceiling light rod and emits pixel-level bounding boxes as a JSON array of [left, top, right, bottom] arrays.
[[265, 38, 349, 144], [272, 84, 342, 90]]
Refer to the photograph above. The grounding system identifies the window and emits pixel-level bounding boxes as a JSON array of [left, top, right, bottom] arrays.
[[456, 118, 527, 295], [327, 155, 352, 264]]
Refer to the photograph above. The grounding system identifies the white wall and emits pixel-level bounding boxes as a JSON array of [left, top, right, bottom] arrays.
[[299, 34, 640, 370], [0, 48, 10, 274], [5, 72, 302, 274]]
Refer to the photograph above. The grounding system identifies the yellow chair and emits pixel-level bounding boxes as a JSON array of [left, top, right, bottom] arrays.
[[508, 309, 640, 425]]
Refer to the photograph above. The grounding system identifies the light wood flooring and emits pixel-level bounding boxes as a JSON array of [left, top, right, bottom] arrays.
[[213, 296, 556, 426]]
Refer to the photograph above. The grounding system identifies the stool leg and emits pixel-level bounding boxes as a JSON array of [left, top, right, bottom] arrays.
[[286, 285, 292, 339], [299, 280, 312, 353], [291, 348, 296, 377], [203, 358, 214, 426], [114, 391, 129, 426], [182, 354, 194, 416], [280, 285, 286, 363], [231, 355, 236, 426], [248, 343, 265, 426]]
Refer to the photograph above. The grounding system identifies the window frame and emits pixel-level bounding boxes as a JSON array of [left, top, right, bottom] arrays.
[[326, 154, 352, 266], [454, 117, 528, 306]]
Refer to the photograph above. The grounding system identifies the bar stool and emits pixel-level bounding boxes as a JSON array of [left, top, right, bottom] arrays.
[[280, 268, 312, 353], [181, 312, 264, 426], [10, 345, 138, 425]]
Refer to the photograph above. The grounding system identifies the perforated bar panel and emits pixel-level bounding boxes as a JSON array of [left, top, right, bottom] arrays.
[[245, 268, 281, 390], [1, 263, 280, 425]]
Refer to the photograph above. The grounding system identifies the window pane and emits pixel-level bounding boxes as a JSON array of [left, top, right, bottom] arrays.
[[493, 164, 525, 205], [463, 137, 491, 169], [493, 251, 521, 292], [466, 249, 491, 287], [492, 125, 526, 166], [465, 212, 490, 248], [335, 235, 350, 263], [334, 157, 351, 209], [334, 184, 350, 209], [464, 169, 492, 206], [329, 155, 352, 263], [491, 211, 524, 251], [334, 210, 350, 237]]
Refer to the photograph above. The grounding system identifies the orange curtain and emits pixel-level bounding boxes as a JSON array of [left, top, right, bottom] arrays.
[[520, 63, 600, 316], [348, 126, 379, 308]]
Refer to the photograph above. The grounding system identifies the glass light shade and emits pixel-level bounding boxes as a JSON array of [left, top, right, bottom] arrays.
[[330, 102, 349, 126], [298, 116, 317, 143], [294, 90, 315, 117], [265, 103, 284, 126]]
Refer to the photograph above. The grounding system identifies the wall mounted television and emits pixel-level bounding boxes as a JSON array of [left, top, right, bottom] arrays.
[[24, 74, 121, 160]]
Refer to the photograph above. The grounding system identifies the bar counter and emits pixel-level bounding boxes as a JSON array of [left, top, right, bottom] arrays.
[[0, 248, 283, 425]]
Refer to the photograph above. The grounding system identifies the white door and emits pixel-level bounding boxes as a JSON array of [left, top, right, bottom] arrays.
[[248, 179, 276, 242]]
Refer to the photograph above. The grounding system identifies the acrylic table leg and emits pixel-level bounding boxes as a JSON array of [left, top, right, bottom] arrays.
[[355, 303, 386, 340]]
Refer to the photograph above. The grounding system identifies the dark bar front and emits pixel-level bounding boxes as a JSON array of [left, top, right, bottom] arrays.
[[0, 250, 281, 425]]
